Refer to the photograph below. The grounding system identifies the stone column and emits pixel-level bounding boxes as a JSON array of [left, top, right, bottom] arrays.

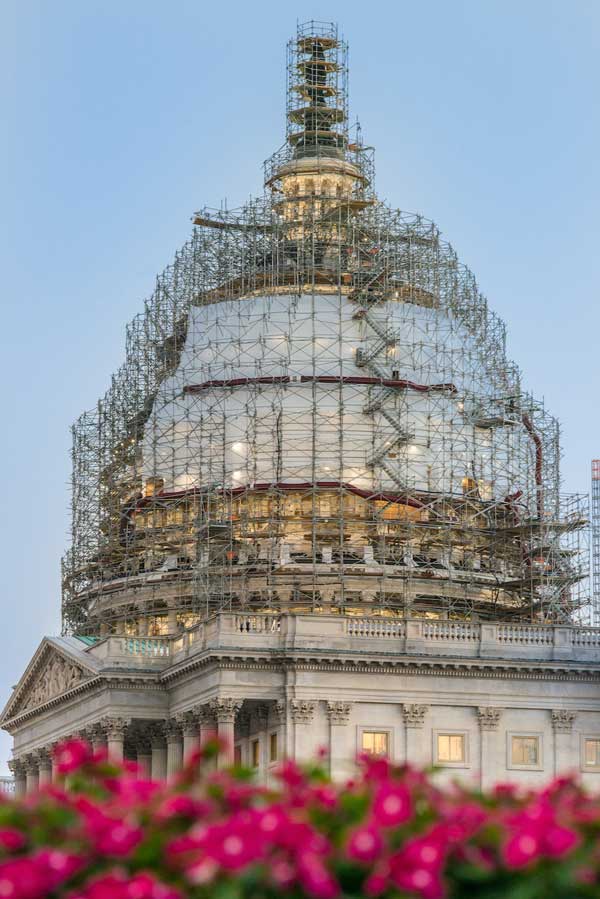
[[326, 701, 352, 780], [273, 701, 287, 763], [24, 755, 39, 794], [290, 700, 317, 762], [88, 724, 107, 756], [135, 736, 152, 777], [178, 709, 202, 762], [402, 704, 429, 767], [8, 760, 26, 798], [199, 706, 218, 743], [104, 718, 127, 762], [36, 750, 53, 787], [165, 720, 183, 778], [236, 711, 251, 765], [552, 710, 577, 776], [48, 743, 61, 782], [477, 707, 503, 790], [210, 698, 243, 767], [167, 601, 178, 634], [150, 725, 168, 780]]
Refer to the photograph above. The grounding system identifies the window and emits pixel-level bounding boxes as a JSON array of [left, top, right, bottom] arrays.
[[462, 477, 477, 495], [361, 731, 389, 757], [251, 739, 260, 768], [510, 735, 541, 768], [582, 737, 600, 771], [234, 745, 242, 766], [434, 732, 468, 767], [269, 732, 278, 763]]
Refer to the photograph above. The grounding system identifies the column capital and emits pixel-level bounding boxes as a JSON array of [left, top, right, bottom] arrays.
[[23, 753, 38, 774], [272, 701, 286, 725], [131, 722, 153, 755], [8, 759, 25, 777], [176, 710, 201, 737], [209, 697, 243, 723], [552, 709, 577, 733], [326, 701, 352, 725], [150, 723, 167, 749], [164, 719, 183, 744], [197, 704, 217, 726], [101, 717, 129, 741], [34, 748, 52, 769], [477, 707, 503, 731], [402, 703, 428, 728], [290, 699, 316, 723]]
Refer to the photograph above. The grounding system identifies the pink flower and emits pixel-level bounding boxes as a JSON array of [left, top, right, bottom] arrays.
[[372, 782, 412, 827], [359, 754, 390, 783], [34, 850, 83, 889], [0, 858, 47, 899], [503, 831, 542, 868], [276, 759, 307, 789], [297, 852, 339, 899], [196, 817, 264, 870], [364, 866, 390, 897], [269, 857, 296, 888], [156, 794, 208, 821], [347, 825, 384, 863], [185, 858, 218, 885], [542, 824, 579, 858], [124, 872, 181, 899], [0, 830, 25, 853], [94, 821, 143, 856], [393, 866, 444, 899], [54, 739, 93, 774]]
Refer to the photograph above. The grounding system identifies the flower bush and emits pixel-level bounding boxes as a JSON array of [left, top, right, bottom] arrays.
[[1, 739, 600, 898]]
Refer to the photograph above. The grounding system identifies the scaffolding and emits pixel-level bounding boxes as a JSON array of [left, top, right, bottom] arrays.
[[592, 461, 600, 625], [61, 21, 589, 636]]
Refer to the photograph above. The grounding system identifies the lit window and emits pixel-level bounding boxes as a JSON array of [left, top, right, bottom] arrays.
[[251, 739, 260, 768], [462, 477, 477, 494], [583, 738, 600, 768], [361, 731, 389, 757], [511, 735, 539, 767], [269, 732, 278, 762], [436, 733, 466, 764]]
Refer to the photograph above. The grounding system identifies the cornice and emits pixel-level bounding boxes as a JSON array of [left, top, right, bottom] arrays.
[[160, 646, 600, 686]]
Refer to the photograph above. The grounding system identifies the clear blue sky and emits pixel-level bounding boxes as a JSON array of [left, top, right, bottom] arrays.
[[1, 0, 599, 771]]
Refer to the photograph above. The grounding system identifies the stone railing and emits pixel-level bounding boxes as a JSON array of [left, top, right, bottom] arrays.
[[91, 615, 600, 668]]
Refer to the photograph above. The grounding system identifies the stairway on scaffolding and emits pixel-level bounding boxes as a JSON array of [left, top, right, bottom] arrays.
[[350, 270, 413, 490]]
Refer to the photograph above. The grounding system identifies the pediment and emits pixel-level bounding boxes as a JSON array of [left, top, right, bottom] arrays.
[[1, 637, 101, 725]]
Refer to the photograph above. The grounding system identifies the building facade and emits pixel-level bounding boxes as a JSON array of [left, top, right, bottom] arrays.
[[2, 21, 598, 792]]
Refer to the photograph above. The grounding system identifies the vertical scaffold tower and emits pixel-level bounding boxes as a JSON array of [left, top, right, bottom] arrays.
[[61, 21, 590, 638], [592, 460, 600, 624]]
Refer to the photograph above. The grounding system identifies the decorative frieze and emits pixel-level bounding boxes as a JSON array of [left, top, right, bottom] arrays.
[[290, 700, 316, 723], [402, 703, 428, 728], [20, 653, 87, 713], [477, 707, 503, 731], [552, 709, 576, 733], [326, 701, 352, 725]]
